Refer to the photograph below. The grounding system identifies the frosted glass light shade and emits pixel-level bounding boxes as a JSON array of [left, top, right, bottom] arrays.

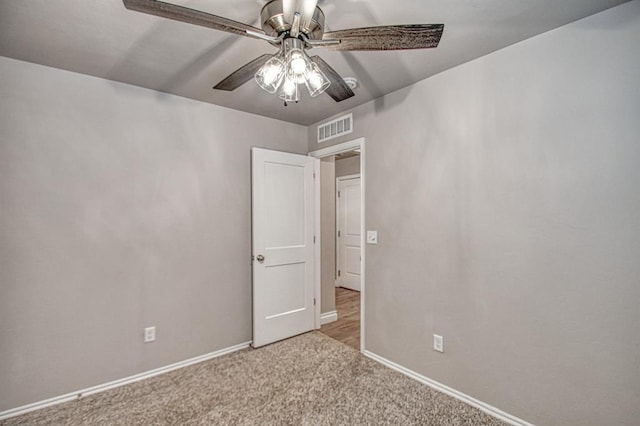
[[279, 75, 299, 103], [286, 48, 309, 84], [255, 56, 285, 94], [290, 51, 307, 74], [304, 62, 330, 97]]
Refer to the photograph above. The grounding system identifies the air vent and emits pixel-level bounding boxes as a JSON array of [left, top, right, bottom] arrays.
[[317, 113, 353, 143]]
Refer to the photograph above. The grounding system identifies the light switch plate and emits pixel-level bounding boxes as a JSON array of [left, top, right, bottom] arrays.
[[144, 326, 156, 343], [433, 334, 444, 353], [366, 230, 378, 244]]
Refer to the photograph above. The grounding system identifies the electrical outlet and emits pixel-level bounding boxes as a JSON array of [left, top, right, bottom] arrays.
[[144, 326, 156, 343], [433, 334, 444, 353]]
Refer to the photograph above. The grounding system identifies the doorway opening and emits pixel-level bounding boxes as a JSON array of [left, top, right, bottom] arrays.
[[309, 138, 365, 352]]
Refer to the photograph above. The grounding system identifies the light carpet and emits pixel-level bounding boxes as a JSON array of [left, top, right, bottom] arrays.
[[2, 332, 507, 425]]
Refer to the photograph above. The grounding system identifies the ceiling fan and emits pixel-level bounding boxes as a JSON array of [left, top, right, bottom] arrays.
[[123, 0, 444, 105]]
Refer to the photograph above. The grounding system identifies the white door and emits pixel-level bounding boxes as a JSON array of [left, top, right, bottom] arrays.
[[252, 147, 317, 348], [336, 176, 361, 291]]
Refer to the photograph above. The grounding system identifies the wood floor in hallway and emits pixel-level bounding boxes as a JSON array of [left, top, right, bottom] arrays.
[[319, 287, 360, 350]]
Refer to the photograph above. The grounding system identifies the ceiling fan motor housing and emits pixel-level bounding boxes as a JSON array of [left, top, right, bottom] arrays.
[[260, 0, 325, 40]]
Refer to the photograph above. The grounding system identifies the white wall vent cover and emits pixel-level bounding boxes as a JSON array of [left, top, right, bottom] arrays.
[[317, 113, 353, 143]]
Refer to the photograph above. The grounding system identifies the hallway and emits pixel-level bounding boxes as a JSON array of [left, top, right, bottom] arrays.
[[319, 288, 360, 350]]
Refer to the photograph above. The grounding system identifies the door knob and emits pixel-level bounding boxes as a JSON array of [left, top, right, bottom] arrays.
[[256, 254, 265, 263]]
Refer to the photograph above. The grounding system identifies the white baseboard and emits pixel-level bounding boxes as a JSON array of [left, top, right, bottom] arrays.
[[320, 310, 338, 325], [0, 341, 252, 421], [363, 350, 534, 426]]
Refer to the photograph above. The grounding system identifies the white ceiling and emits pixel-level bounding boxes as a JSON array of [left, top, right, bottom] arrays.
[[0, 0, 629, 125]]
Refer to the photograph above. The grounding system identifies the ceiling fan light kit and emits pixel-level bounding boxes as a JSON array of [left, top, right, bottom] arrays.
[[256, 37, 332, 104], [122, 0, 444, 105]]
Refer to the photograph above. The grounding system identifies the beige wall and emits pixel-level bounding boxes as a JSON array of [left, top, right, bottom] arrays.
[[320, 157, 336, 314], [0, 57, 307, 411], [308, 2, 640, 425], [335, 155, 360, 178]]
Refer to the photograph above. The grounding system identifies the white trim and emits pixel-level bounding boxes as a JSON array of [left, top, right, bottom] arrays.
[[309, 137, 366, 353], [320, 310, 338, 325], [313, 158, 322, 329], [336, 174, 360, 181], [359, 142, 366, 353], [0, 341, 251, 421], [363, 351, 535, 426], [308, 137, 364, 159]]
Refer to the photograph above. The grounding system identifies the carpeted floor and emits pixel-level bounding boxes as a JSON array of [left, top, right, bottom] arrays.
[[1, 332, 507, 425]]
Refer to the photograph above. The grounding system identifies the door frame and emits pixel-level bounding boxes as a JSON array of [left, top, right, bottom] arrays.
[[335, 174, 361, 290], [308, 137, 366, 353]]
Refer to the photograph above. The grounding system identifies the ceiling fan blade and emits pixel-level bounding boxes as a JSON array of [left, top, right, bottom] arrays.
[[299, 0, 319, 31], [123, 0, 265, 38], [309, 56, 354, 102], [323, 24, 444, 51], [213, 54, 273, 91]]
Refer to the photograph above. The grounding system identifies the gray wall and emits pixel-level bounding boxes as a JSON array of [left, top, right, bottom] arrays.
[[0, 57, 307, 411], [320, 157, 336, 314], [335, 155, 360, 178], [308, 2, 640, 425]]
